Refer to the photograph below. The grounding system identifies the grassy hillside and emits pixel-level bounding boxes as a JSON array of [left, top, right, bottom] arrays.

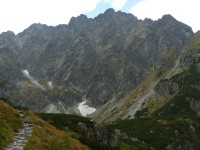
[[107, 47, 200, 149], [37, 113, 130, 150], [0, 100, 22, 149], [24, 112, 90, 150], [37, 113, 94, 131], [110, 76, 200, 149], [0, 100, 89, 150]]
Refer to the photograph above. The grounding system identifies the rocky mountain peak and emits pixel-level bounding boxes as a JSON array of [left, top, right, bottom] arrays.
[[161, 14, 176, 21], [104, 8, 115, 15], [19, 23, 48, 36], [0, 31, 15, 38], [68, 14, 90, 30], [69, 14, 88, 24], [157, 14, 193, 34], [96, 8, 138, 24]]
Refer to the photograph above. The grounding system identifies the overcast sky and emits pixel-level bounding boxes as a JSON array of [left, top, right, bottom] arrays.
[[0, 0, 199, 34]]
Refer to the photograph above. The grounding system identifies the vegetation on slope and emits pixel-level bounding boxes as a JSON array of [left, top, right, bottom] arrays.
[[0, 80, 6, 88], [0, 100, 22, 149], [109, 65, 200, 149], [37, 113, 94, 131], [107, 51, 200, 149], [37, 113, 130, 150], [0, 100, 89, 150], [24, 112, 90, 150]]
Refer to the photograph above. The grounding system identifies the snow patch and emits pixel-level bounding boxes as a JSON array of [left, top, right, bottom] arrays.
[[22, 69, 33, 80], [21, 69, 46, 91], [23, 70, 30, 76], [78, 101, 96, 116], [47, 81, 53, 89]]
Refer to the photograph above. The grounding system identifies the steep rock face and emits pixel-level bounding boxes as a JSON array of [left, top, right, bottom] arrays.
[[0, 9, 194, 113], [0, 31, 23, 99]]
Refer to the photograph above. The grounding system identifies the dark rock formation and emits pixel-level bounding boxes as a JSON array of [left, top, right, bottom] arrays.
[[0, 9, 194, 113], [77, 122, 117, 147], [155, 79, 179, 97]]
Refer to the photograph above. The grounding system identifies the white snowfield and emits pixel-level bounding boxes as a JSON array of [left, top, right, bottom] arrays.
[[23, 70, 30, 76], [47, 81, 53, 89], [21, 69, 46, 91], [78, 101, 96, 116], [22, 69, 32, 80]]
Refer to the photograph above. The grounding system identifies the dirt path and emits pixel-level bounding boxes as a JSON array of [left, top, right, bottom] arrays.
[[5, 110, 34, 150]]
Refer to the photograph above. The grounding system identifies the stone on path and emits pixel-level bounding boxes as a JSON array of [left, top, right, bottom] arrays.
[[5, 110, 34, 150]]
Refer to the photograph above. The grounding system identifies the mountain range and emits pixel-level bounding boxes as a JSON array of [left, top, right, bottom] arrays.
[[0, 8, 193, 114], [0, 8, 200, 149]]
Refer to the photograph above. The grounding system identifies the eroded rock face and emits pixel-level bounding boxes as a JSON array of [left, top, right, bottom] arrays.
[[155, 79, 179, 97], [77, 122, 118, 147], [0, 9, 194, 112]]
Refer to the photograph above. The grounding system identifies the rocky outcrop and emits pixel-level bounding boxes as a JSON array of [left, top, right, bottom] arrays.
[[155, 79, 179, 97], [77, 122, 117, 147], [189, 98, 200, 117]]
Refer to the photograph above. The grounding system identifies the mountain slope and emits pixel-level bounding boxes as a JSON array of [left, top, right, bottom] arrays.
[[105, 32, 200, 150], [0, 9, 193, 115], [37, 113, 130, 150]]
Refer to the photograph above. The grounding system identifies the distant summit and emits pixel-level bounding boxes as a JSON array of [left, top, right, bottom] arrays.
[[161, 14, 176, 21]]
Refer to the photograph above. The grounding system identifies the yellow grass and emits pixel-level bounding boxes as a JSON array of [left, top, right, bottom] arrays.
[[0, 100, 22, 148], [24, 111, 90, 150]]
